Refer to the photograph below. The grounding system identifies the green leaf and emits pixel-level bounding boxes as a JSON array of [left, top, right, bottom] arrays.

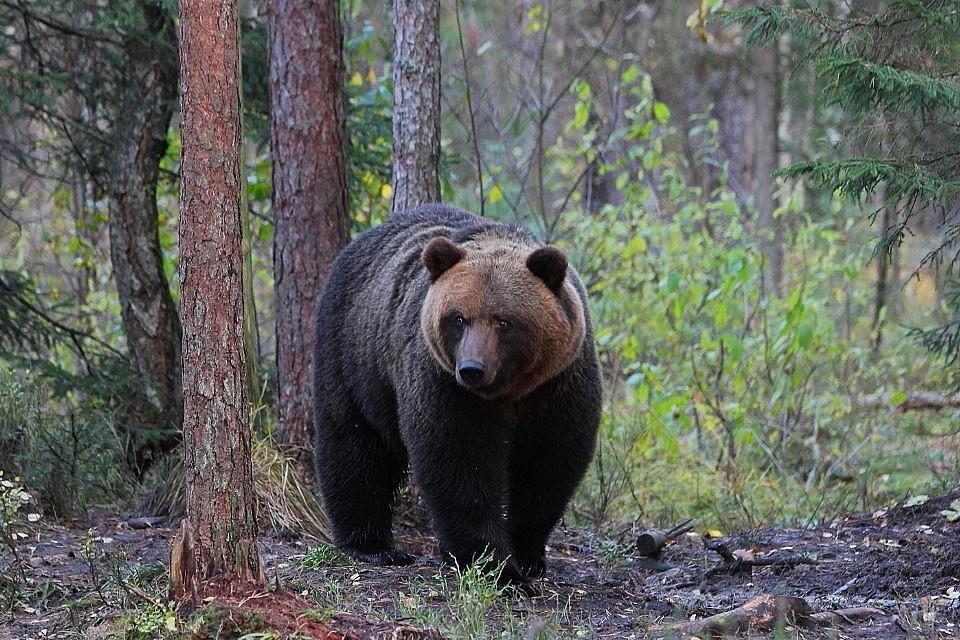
[[573, 102, 589, 129], [652, 101, 671, 125]]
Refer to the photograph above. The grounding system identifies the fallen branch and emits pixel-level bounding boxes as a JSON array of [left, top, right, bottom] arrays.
[[810, 607, 886, 626], [635, 519, 696, 556], [655, 595, 886, 639], [704, 539, 817, 577], [855, 391, 960, 412], [658, 595, 812, 638]]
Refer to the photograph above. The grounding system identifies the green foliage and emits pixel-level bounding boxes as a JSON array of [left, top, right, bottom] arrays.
[[0, 272, 64, 355], [438, 553, 510, 640], [725, 0, 960, 365], [558, 87, 953, 527], [120, 602, 179, 639], [345, 21, 394, 229], [0, 471, 40, 612], [297, 545, 350, 570], [0, 365, 134, 517], [909, 276, 960, 382]]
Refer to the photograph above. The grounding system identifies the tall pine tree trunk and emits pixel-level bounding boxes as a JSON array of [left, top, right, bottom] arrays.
[[753, 38, 783, 294], [390, 0, 441, 213], [107, 3, 183, 441], [171, 0, 262, 596], [268, 0, 350, 469]]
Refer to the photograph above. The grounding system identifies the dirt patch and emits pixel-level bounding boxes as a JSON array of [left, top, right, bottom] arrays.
[[2, 493, 959, 638], [185, 581, 347, 639]]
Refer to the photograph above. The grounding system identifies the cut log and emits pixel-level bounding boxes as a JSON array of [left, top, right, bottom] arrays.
[[636, 519, 695, 556]]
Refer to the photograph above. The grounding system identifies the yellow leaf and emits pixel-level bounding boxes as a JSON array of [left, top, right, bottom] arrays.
[[366, 67, 377, 84], [488, 184, 503, 204], [349, 71, 363, 86], [706, 529, 724, 538], [380, 183, 393, 200]]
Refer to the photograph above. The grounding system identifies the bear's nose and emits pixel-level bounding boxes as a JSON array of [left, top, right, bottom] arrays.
[[457, 360, 486, 385]]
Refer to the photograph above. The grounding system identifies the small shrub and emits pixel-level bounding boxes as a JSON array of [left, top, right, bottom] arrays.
[[0, 471, 41, 612], [296, 545, 349, 570], [0, 364, 133, 517], [121, 602, 179, 640]]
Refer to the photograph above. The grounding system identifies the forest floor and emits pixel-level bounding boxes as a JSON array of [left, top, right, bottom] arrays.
[[3, 491, 959, 639]]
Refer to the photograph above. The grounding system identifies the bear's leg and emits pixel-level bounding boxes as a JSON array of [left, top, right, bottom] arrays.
[[314, 406, 413, 566], [397, 394, 527, 585], [508, 387, 600, 578]]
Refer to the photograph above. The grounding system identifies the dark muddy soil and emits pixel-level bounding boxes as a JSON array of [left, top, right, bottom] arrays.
[[3, 492, 959, 639]]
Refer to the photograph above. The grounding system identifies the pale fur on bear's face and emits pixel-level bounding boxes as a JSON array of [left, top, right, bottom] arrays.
[[420, 232, 586, 400]]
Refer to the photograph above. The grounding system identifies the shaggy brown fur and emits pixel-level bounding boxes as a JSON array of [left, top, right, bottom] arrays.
[[312, 205, 602, 589]]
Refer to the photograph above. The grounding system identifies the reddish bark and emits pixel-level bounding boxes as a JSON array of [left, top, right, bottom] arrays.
[[390, 0, 442, 213], [173, 0, 261, 595], [268, 0, 350, 468]]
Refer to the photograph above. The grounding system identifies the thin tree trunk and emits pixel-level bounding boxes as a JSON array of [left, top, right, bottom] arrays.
[[171, 0, 262, 597], [753, 38, 783, 294], [873, 195, 899, 350], [390, 0, 441, 213], [106, 3, 183, 442], [268, 0, 350, 468]]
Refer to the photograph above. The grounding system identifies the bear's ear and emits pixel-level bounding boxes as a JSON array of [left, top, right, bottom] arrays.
[[422, 237, 466, 282], [527, 246, 567, 292]]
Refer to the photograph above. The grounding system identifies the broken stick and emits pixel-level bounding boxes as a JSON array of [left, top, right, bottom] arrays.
[[704, 539, 817, 576]]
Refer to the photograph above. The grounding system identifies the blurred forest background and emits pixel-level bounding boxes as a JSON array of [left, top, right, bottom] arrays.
[[0, 0, 958, 537]]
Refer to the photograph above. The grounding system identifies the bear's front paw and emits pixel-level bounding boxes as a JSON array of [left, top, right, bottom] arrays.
[[341, 546, 417, 566], [496, 559, 540, 597], [516, 555, 547, 579]]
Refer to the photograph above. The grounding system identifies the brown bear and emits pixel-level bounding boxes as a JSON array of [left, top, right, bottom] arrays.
[[312, 204, 601, 587]]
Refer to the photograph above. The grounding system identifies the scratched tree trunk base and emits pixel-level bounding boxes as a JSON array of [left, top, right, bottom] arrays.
[[169, 521, 265, 600], [171, 0, 262, 596]]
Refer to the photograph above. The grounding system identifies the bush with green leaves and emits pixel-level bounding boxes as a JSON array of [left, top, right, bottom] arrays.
[[0, 364, 133, 517], [0, 471, 40, 612], [550, 68, 955, 528], [725, 1, 960, 371]]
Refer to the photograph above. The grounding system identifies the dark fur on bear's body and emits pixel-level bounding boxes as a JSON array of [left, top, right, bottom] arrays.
[[312, 205, 601, 584]]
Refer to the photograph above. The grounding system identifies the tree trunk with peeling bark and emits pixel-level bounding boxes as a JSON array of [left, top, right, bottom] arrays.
[[390, 0, 441, 213], [171, 0, 262, 596], [106, 3, 183, 445], [268, 0, 350, 470]]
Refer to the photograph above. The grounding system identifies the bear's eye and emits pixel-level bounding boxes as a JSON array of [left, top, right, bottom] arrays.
[[497, 319, 510, 330], [455, 314, 466, 325]]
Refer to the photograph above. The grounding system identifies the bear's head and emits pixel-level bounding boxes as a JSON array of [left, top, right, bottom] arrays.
[[420, 231, 586, 400]]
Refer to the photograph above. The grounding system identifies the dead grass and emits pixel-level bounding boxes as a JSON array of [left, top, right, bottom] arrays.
[[146, 437, 331, 543]]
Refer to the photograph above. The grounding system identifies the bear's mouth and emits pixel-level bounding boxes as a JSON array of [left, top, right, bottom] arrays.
[[455, 376, 508, 399]]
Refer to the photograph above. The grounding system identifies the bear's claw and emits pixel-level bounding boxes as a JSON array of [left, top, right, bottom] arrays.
[[341, 547, 417, 566]]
